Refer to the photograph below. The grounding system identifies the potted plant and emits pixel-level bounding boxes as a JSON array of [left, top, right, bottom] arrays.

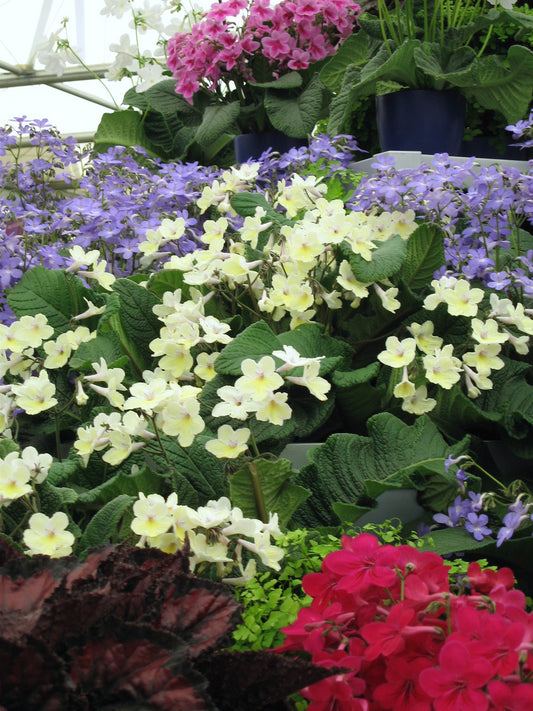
[[321, 0, 533, 154], [157, 0, 362, 162]]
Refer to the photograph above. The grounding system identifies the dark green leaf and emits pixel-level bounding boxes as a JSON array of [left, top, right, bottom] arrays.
[[112, 277, 162, 372], [78, 494, 135, 553], [230, 458, 310, 527], [294, 413, 466, 527], [399, 223, 446, 290], [265, 74, 325, 138], [195, 102, 241, 146], [7, 267, 92, 333], [343, 234, 407, 283], [215, 322, 282, 376]]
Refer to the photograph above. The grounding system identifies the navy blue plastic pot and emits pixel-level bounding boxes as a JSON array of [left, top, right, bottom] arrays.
[[376, 89, 466, 155], [233, 131, 307, 162]]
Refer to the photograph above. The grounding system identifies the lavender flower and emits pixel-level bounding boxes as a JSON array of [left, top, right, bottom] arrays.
[[464, 512, 492, 541]]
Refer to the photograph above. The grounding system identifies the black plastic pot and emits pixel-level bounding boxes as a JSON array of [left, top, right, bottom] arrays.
[[376, 89, 466, 155], [233, 131, 307, 162]]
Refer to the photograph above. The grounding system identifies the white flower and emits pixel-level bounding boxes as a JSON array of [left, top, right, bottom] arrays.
[[135, 61, 165, 92], [101, 0, 131, 18]]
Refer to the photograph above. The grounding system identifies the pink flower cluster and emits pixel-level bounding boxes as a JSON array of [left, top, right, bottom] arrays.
[[276, 533, 533, 711], [166, 0, 361, 102]]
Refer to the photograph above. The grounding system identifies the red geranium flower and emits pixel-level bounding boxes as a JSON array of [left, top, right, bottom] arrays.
[[419, 640, 494, 711]]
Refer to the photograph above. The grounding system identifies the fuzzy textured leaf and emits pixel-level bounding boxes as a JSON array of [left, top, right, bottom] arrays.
[[230, 458, 310, 527], [77, 465, 167, 507], [68, 332, 126, 371], [195, 102, 240, 146], [215, 322, 283, 376], [265, 74, 325, 137], [320, 33, 374, 93], [278, 323, 353, 374], [399, 223, 446, 290], [93, 109, 153, 153], [7, 267, 92, 333], [78, 494, 136, 553], [344, 234, 407, 283], [113, 277, 162, 371], [149, 435, 227, 507], [294, 413, 464, 527]]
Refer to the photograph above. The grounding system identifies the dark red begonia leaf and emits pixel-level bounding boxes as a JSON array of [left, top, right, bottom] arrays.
[[0, 638, 72, 710], [0, 568, 62, 644], [0, 537, 24, 566], [196, 650, 340, 711], [154, 577, 242, 658], [69, 624, 214, 711]]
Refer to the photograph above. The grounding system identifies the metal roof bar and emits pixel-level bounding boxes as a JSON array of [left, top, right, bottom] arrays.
[[0, 62, 109, 88], [0, 59, 117, 110]]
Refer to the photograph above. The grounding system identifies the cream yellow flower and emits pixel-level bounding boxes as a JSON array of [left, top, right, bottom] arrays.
[[377, 336, 417, 368], [11, 370, 58, 415], [235, 356, 284, 400], [131, 493, 173, 538], [422, 344, 462, 389], [23, 512, 75, 558], [205, 424, 250, 459]]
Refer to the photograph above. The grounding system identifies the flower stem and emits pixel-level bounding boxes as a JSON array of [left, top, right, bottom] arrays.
[[248, 460, 267, 523]]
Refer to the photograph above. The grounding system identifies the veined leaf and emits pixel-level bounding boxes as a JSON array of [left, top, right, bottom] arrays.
[[342, 234, 407, 282], [195, 102, 240, 146], [294, 413, 468, 527], [7, 267, 93, 333], [215, 322, 283, 376], [78, 494, 135, 553], [230, 457, 310, 526], [265, 74, 325, 138], [399, 223, 446, 290]]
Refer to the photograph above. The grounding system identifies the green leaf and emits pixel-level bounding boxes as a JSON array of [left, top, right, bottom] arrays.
[[68, 333, 126, 371], [77, 465, 168, 507], [414, 463, 465, 513], [124, 79, 194, 114], [78, 494, 135, 553], [294, 413, 464, 527], [93, 109, 154, 154], [230, 457, 310, 527], [399, 223, 446, 290], [327, 64, 363, 135], [215, 322, 283, 376], [320, 33, 375, 93], [46, 456, 82, 487], [343, 234, 407, 283], [146, 270, 189, 299], [331, 362, 380, 388], [230, 192, 292, 225], [7, 267, 92, 333], [477, 358, 533, 440], [37, 481, 78, 516], [265, 74, 325, 138], [278, 323, 353, 374], [195, 102, 241, 146], [143, 110, 197, 159], [0, 440, 19, 458], [148, 435, 227, 507], [332, 363, 386, 430], [429, 383, 502, 441], [420, 527, 495, 556], [440, 45, 533, 123], [112, 277, 162, 372], [252, 72, 303, 89]]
